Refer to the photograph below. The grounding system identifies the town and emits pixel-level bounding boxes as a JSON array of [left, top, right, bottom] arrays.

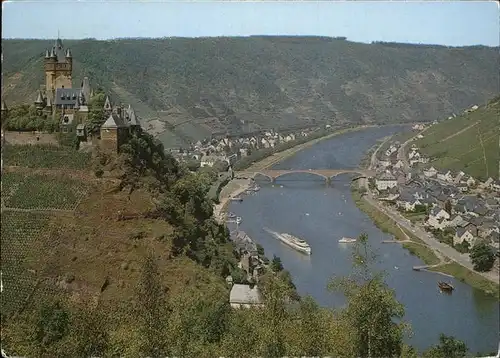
[[368, 122, 500, 280]]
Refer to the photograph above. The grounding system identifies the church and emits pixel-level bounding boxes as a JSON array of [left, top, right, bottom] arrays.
[[34, 37, 141, 152]]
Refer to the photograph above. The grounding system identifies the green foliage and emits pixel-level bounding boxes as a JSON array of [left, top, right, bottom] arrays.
[[4, 38, 498, 143], [4, 144, 91, 170], [86, 91, 107, 134], [2, 104, 60, 132], [271, 254, 284, 272], [119, 128, 184, 194], [2, 172, 89, 210], [328, 233, 408, 358], [470, 241, 496, 272], [423, 333, 468, 358]]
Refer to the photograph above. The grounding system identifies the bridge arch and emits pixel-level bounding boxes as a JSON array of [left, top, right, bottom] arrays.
[[273, 170, 329, 182]]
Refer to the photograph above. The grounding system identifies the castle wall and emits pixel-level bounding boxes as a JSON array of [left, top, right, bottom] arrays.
[[55, 74, 72, 90]]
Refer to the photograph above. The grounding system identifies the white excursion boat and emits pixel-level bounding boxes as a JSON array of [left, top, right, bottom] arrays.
[[277, 233, 312, 255], [339, 237, 357, 243]]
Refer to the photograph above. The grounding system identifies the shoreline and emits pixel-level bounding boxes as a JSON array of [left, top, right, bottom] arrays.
[[215, 125, 378, 218], [214, 123, 499, 297], [354, 134, 500, 297]]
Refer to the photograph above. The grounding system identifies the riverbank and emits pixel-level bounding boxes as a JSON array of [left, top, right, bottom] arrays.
[[351, 187, 499, 298], [243, 125, 378, 171], [353, 130, 500, 298]]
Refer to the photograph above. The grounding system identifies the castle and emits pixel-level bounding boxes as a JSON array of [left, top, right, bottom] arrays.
[[33, 37, 140, 152]]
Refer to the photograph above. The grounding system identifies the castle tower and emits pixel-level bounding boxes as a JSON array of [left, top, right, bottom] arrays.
[[44, 38, 73, 102]]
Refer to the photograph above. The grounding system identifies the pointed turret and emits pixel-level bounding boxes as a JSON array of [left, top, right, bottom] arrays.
[[50, 47, 56, 58], [35, 91, 44, 104], [75, 96, 80, 110], [104, 96, 112, 111], [35, 91, 44, 110], [65, 48, 72, 58], [45, 50, 50, 58], [46, 96, 52, 108]]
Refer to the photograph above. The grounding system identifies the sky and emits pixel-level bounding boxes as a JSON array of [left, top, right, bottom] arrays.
[[2, 1, 499, 47]]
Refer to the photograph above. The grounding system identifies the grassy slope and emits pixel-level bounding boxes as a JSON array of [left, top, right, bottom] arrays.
[[416, 99, 499, 180], [0, 145, 227, 320], [3, 38, 499, 145]]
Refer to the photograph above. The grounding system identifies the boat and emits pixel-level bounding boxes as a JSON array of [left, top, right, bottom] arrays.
[[438, 281, 454, 292], [230, 196, 243, 202], [276, 233, 312, 255], [339, 237, 357, 243], [264, 228, 311, 255], [228, 212, 236, 219]]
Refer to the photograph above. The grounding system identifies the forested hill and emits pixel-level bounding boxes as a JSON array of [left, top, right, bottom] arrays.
[[3, 37, 499, 143]]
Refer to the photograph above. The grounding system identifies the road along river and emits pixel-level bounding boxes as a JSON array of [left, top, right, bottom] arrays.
[[227, 125, 499, 354]]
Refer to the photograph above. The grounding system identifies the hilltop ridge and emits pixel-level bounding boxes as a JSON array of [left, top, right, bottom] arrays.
[[3, 37, 498, 146]]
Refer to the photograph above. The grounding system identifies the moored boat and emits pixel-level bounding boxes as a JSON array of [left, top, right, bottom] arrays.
[[438, 281, 454, 292], [339, 237, 357, 243]]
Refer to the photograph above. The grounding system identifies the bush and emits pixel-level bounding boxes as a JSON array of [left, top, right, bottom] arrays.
[[470, 242, 495, 272]]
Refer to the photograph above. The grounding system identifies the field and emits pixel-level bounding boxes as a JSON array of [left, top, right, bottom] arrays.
[[416, 100, 499, 180], [1, 212, 51, 317], [2, 172, 89, 211], [3, 144, 91, 170], [0, 144, 226, 326]]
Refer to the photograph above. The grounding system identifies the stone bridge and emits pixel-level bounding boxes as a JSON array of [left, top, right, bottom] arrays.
[[235, 169, 375, 184]]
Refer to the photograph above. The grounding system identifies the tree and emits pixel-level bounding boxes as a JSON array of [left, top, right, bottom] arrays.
[[271, 255, 284, 272], [328, 233, 408, 357], [470, 241, 495, 272], [423, 333, 468, 358], [444, 200, 452, 216]]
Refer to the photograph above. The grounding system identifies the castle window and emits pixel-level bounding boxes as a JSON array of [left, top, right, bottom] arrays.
[[63, 116, 69, 123]]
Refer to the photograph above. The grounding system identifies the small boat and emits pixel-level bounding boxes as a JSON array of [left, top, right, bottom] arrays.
[[438, 281, 454, 292], [231, 197, 243, 202], [339, 237, 357, 243], [236, 216, 242, 224], [228, 212, 236, 219]]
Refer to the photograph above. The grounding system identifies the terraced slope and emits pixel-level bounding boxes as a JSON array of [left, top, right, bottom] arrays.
[[416, 97, 500, 180]]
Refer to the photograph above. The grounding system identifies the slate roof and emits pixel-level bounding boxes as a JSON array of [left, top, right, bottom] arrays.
[[54, 88, 86, 106], [101, 113, 128, 129]]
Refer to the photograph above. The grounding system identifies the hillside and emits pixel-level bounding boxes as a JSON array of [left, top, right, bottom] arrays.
[[3, 37, 499, 146], [0, 135, 483, 356], [415, 97, 500, 180]]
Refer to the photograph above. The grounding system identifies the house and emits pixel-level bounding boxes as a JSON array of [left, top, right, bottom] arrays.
[[486, 231, 500, 249], [393, 160, 404, 169], [448, 215, 468, 228], [229, 284, 264, 309], [453, 227, 477, 247], [426, 206, 451, 230], [454, 171, 466, 184], [481, 177, 495, 189], [436, 171, 453, 183], [465, 176, 477, 187], [423, 166, 438, 178], [375, 172, 398, 191], [492, 180, 500, 193]]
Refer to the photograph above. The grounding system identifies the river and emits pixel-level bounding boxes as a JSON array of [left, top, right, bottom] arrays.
[[228, 125, 499, 354]]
